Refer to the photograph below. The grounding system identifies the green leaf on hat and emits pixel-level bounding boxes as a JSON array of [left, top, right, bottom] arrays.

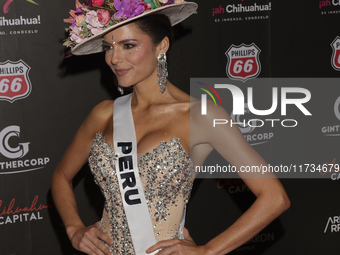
[[144, 0, 161, 9]]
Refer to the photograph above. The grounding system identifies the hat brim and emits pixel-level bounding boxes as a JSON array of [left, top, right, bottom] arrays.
[[71, 2, 198, 56]]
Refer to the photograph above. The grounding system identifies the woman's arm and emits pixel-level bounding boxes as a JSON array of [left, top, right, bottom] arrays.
[[51, 100, 114, 255], [198, 178, 289, 255], [147, 101, 290, 255]]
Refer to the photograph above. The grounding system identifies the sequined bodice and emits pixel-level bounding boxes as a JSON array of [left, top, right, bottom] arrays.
[[88, 132, 195, 255]]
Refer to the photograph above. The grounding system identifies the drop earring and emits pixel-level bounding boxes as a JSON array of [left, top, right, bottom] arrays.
[[118, 84, 124, 95], [114, 75, 123, 95], [157, 52, 168, 93]]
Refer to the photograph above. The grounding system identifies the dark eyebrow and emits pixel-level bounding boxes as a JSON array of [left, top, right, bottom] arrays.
[[102, 40, 111, 45], [102, 39, 138, 45], [118, 38, 138, 44]]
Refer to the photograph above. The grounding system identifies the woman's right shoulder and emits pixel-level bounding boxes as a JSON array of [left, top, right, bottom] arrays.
[[83, 100, 114, 133], [90, 100, 114, 118]]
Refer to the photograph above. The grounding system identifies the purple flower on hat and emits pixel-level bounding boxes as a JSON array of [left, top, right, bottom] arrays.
[[71, 19, 77, 27], [113, 0, 146, 20], [75, 7, 83, 15], [113, 0, 130, 19], [130, 3, 145, 17]]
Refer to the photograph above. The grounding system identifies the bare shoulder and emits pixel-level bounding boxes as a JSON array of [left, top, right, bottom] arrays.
[[79, 100, 114, 138], [87, 100, 113, 124], [190, 98, 232, 129], [88, 100, 113, 121]]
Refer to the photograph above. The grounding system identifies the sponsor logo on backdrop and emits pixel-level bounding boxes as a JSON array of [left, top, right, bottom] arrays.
[[235, 232, 275, 252], [331, 36, 340, 71], [213, 1, 271, 23], [319, 0, 340, 15], [217, 178, 250, 194], [324, 215, 340, 233], [0, 60, 32, 103], [230, 104, 274, 146], [226, 43, 261, 82], [3, 0, 39, 14], [321, 96, 340, 136], [0, 0, 40, 36], [0, 125, 50, 174], [0, 195, 50, 225]]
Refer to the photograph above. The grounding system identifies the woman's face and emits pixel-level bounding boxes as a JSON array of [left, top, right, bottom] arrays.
[[103, 22, 159, 88]]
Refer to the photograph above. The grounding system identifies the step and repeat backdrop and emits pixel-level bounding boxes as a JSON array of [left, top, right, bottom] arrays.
[[0, 0, 339, 254]]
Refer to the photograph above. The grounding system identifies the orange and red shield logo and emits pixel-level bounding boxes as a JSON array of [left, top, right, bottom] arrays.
[[226, 43, 261, 82], [331, 36, 340, 71], [0, 60, 32, 103]]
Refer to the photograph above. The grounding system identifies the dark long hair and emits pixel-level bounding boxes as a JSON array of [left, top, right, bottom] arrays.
[[134, 14, 173, 48]]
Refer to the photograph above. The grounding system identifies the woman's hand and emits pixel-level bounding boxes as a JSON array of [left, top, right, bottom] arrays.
[[67, 221, 113, 255], [146, 228, 210, 255]]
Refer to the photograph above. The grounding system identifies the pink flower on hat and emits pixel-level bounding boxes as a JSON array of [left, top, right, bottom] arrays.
[[97, 9, 111, 26], [86, 10, 104, 28], [86, 10, 104, 34], [90, 27, 103, 35], [92, 0, 105, 6], [70, 26, 84, 43]]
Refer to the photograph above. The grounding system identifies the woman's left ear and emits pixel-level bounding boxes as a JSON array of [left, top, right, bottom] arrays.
[[157, 36, 170, 55]]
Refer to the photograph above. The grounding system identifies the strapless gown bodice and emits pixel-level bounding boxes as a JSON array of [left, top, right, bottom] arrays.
[[88, 132, 195, 255]]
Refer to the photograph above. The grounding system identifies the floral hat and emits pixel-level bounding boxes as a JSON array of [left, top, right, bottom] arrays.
[[64, 0, 198, 55]]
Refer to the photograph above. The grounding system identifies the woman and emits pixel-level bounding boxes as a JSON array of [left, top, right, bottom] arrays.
[[51, 1, 290, 255]]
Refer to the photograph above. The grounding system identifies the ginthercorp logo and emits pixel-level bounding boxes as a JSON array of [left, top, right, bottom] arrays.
[[331, 36, 340, 71], [3, 0, 38, 14], [0, 126, 29, 159], [324, 215, 340, 233], [226, 43, 261, 82], [231, 104, 256, 134], [200, 84, 312, 129], [0, 125, 50, 174], [230, 104, 274, 146], [321, 96, 340, 136], [0, 60, 32, 103]]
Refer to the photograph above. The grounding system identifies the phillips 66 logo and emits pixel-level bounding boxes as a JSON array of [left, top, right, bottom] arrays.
[[0, 60, 32, 103], [331, 36, 340, 71], [226, 43, 261, 82]]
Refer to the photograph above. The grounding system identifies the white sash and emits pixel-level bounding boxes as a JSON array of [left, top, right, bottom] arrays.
[[113, 94, 157, 255]]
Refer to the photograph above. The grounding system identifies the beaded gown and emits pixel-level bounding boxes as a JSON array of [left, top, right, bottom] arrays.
[[88, 132, 195, 255]]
